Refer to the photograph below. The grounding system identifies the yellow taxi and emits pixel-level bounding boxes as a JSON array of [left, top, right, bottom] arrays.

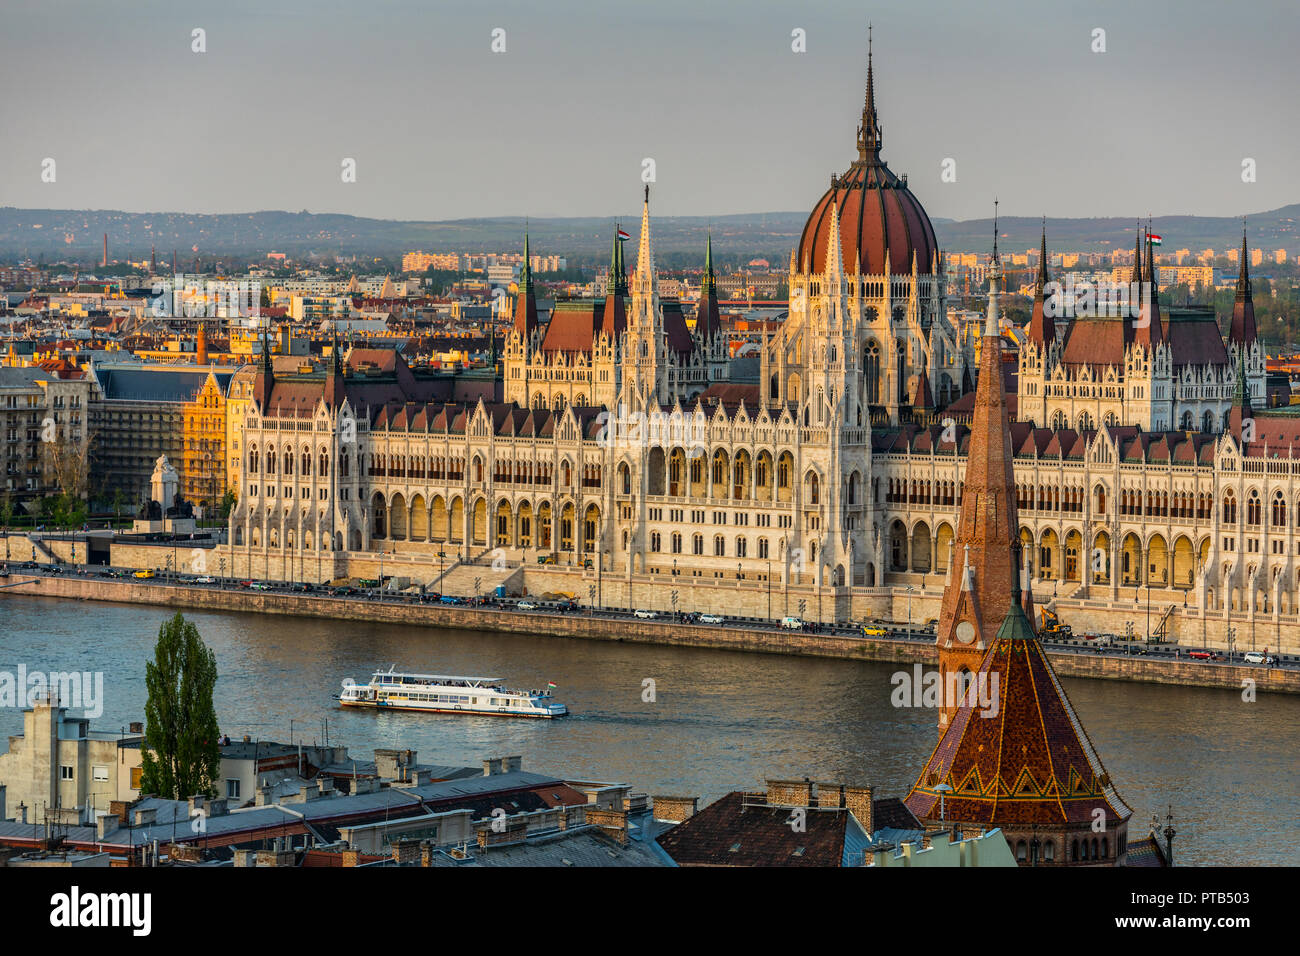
[[133, 569, 156, 579]]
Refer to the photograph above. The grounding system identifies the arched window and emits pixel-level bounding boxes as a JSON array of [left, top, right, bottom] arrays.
[[1223, 492, 1237, 524], [865, 342, 881, 405], [1272, 492, 1286, 527], [1247, 491, 1261, 526], [1203, 410, 1215, 434]]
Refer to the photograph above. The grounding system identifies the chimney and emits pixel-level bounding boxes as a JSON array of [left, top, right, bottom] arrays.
[[765, 779, 814, 807], [652, 795, 698, 824], [390, 838, 421, 866], [503, 755, 522, 773], [96, 813, 120, 839], [420, 841, 435, 868], [816, 782, 845, 809], [342, 849, 362, 867], [242, 735, 251, 743], [844, 785, 874, 834], [187, 794, 206, 818], [482, 757, 504, 777], [132, 807, 157, 827]]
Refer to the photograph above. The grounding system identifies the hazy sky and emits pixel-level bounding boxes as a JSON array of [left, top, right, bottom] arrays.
[[1, 0, 1296, 222]]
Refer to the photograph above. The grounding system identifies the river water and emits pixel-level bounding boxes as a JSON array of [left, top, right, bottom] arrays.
[[1, 595, 1293, 865]]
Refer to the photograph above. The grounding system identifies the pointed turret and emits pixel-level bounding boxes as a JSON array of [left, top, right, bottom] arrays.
[[1228, 344, 1254, 440], [253, 321, 275, 412], [1136, 224, 1163, 346], [599, 224, 628, 339], [512, 232, 539, 341], [934, 203, 1023, 731], [905, 542, 1134, 855], [856, 25, 883, 162], [632, 184, 658, 299], [1229, 228, 1257, 345], [695, 233, 721, 343], [324, 330, 346, 408], [1026, 220, 1055, 346]]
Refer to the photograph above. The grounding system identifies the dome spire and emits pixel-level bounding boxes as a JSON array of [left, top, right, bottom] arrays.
[[1229, 220, 1257, 344], [857, 24, 883, 162], [1036, 217, 1049, 290]]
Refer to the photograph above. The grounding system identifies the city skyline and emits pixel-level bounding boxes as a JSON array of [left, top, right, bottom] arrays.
[[1, 0, 1297, 222]]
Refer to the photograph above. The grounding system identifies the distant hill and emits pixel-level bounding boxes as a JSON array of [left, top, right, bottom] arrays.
[[2, 203, 1296, 266]]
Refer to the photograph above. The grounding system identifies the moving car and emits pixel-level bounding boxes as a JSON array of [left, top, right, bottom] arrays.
[[516, 601, 539, 610], [1188, 650, 1221, 661], [194, 576, 215, 584], [1243, 651, 1276, 665], [633, 609, 658, 620], [780, 616, 804, 630], [699, 614, 725, 625], [861, 625, 887, 636], [133, 569, 155, 579]]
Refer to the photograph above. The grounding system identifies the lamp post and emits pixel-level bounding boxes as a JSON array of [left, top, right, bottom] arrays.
[[906, 586, 915, 628], [934, 783, 952, 824], [438, 548, 446, 590], [766, 559, 772, 621]]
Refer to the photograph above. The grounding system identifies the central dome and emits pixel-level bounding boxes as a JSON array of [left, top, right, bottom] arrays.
[[795, 47, 938, 277]]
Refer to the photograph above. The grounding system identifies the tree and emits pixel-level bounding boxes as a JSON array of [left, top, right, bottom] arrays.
[[138, 613, 221, 800], [218, 488, 237, 519]]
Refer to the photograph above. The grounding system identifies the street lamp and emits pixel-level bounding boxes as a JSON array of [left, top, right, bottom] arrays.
[[934, 783, 952, 823], [906, 586, 916, 628]]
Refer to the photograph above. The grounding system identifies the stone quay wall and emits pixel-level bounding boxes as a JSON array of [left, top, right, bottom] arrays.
[[1, 574, 1295, 696]]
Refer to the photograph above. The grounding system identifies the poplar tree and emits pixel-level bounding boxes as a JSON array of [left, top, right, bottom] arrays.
[[138, 613, 221, 800]]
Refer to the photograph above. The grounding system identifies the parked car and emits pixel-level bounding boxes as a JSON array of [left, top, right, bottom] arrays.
[[1243, 651, 1276, 665], [780, 616, 804, 630], [133, 569, 155, 579], [699, 613, 725, 625], [633, 609, 658, 620], [516, 601, 539, 610]]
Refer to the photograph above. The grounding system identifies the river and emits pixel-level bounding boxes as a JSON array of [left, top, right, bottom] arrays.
[[1, 595, 1293, 865]]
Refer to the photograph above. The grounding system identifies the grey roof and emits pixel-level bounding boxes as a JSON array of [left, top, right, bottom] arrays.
[[0, 367, 47, 388], [93, 365, 234, 403], [396, 770, 562, 803]]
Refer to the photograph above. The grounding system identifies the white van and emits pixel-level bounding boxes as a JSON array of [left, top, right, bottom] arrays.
[[780, 616, 804, 630]]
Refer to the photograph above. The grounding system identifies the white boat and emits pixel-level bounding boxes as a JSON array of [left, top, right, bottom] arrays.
[[337, 667, 567, 718]]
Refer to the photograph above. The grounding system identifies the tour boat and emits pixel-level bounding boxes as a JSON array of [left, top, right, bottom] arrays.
[[337, 667, 567, 718]]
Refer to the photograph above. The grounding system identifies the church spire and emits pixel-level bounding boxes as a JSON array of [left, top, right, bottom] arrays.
[[512, 230, 538, 340], [696, 233, 721, 343], [984, 200, 1001, 337], [1027, 219, 1055, 346], [1230, 224, 1257, 344], [632, 183, 658, 299], [856, 25, 883, 162], [934, 198, 1024, 730]]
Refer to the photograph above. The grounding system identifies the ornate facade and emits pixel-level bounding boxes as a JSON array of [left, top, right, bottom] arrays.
[[222, 45, 1300, 647]]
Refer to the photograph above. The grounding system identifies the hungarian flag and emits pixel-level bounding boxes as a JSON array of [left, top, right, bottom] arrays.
[[617, 229, 631, 241], [547, 681, 557, 689], [1147, 234, 1162, 245]]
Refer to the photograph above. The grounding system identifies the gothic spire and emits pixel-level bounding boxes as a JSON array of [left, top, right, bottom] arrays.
[[1229, 224, 1258, 344], [1027, 220, 1055, 346], [512, 230, 538, 340], [856, 25, 883, 162]]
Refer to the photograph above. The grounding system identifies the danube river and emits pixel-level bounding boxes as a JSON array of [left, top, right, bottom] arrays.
[[2, 595, 1294, 865]]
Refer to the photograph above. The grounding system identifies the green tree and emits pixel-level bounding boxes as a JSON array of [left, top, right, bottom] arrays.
[[218, 488, 237, 519], [138, 613, 221, 800]]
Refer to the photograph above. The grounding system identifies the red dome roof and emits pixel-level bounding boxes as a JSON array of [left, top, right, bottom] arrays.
[[795, 48, 938, 277]]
